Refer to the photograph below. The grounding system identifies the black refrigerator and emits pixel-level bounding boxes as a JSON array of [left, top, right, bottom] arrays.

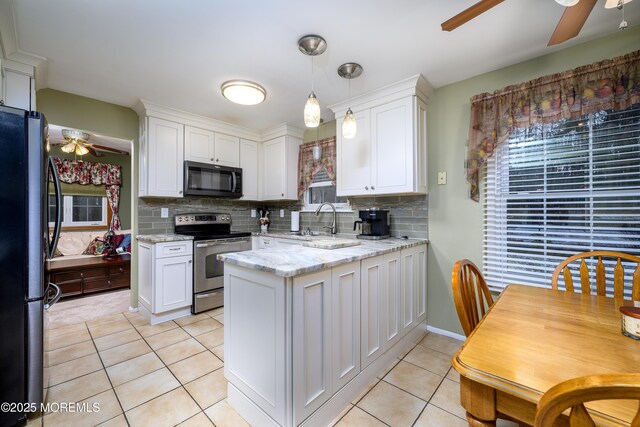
[[0, 105, 62, 426]]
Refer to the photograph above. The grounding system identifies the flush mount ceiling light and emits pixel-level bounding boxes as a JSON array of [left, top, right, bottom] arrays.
[[554, 0, 579, 6], [298, 34, 327, 128], [221, 80, 266, 105], [338, 63, 363, 139], [61, 129, 91, 156]]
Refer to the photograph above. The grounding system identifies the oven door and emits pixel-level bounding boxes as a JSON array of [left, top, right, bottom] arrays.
[[193, 238, 251, 293]]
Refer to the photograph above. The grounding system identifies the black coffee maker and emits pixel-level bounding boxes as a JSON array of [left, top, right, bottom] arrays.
[[353, 208, 390, 240]]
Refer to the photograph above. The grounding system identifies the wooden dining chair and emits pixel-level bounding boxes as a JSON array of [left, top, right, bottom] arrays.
[[551, 251, 640, 301], [452, 259, 494, 337], [535, 373, 640, 427]]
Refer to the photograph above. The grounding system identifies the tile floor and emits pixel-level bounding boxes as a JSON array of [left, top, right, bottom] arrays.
[[34, 303, 518, 426]]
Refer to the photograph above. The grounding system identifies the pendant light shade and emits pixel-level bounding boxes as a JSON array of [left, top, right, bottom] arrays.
[[75, 144, 90, 156], [299, 35, 327, 128], [61, 142, 76, 153], [342, 109, 357, 139], [304, 92, 321, 127], [338, 63, 363, 140]]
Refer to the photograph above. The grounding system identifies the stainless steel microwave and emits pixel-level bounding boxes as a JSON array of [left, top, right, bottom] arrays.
[[184, 161, 243, 198]]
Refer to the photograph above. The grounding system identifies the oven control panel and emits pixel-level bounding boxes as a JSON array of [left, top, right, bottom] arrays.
[[175, 213, 231, 225]]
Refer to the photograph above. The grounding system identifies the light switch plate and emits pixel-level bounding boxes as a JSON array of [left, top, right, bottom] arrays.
[[437, 171, 447, 185], [251, 209, 256, 218], [161, 208, 169, 218], [280, 209, 285, 218]]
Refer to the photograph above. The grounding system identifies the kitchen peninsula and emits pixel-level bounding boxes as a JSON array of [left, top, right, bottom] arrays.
[[219, 237, 428, 426]]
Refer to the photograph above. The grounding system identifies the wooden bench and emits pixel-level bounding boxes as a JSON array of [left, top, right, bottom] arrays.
[[47, 254, 131, 298]]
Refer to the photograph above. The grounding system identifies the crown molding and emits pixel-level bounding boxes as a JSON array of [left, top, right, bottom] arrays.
[[328, 74, 434, 117], [135, 99, 304, 142]]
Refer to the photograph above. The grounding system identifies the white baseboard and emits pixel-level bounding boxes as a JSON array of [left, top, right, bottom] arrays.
[[426, 324, 466, 342]]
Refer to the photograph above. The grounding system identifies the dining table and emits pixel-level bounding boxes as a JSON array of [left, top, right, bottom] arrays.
[[451, 284, 640, 426]]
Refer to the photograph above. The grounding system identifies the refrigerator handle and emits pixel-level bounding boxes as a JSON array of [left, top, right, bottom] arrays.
[[48, 157, 62, 258], [44, 283, 61, 310]]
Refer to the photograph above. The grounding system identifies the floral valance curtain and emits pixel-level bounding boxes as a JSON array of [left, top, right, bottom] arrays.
[[466, 50, 640, 201], [297, 137, 337, 198], [52, 158, 122, 230]]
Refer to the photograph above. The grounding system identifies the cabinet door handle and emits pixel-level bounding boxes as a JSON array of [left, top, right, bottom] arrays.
[[281, 193, 284, 197], [210, 158, 214, 161], [168, 247, 181, 251], [365, 186, 369, 190], [119, 267, 124, 272], [80, 272, 84, 277], [216, 158, 219, 162], [188, 260, 192, 264], [371, 186, 375, 190], [179, 190, 183, 194]]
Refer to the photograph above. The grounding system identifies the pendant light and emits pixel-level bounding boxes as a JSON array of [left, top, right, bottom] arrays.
[[298, 35, 327, 128], [338, 63, 363, 139]]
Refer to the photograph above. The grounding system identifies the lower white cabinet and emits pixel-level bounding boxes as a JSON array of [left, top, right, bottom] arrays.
[[401, 244, 427, 335], [138, 240, 193, 325]]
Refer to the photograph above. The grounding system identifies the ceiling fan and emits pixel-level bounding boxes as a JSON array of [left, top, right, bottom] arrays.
[[52, 129, 128, 157], [441, 0, 632, 46]]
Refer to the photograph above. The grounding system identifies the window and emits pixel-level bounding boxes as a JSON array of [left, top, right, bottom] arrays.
[[484, 105, 640, 298], [48, 195, 108, 228], [303, 169, 349, 211]]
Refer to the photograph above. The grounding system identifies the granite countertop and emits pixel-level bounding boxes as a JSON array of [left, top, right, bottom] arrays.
[[136, 234, 194, 243], [219, 237, 428, 277]]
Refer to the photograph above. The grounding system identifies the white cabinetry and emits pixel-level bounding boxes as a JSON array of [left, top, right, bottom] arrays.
[[360, 251, 401, 369], [2, 61, 36, 111], [138, 240, 193, 325], [261, 136, 300, 200], [184, 127, 240, 167], [331, 263, 360, 391], [240, 139, 259, 200], [139, 117, 184, 198], [331, 74, 430, 197], [400, 244, 427, 336], [293, 270, 332, 422]]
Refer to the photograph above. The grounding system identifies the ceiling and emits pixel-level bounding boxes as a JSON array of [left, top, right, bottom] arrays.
[[5, 0, 639, 131]]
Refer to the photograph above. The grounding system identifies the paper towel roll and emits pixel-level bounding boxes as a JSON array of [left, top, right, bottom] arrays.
[[291, 211, 300, 232]]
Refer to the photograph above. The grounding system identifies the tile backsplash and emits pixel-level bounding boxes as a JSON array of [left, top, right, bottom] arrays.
[[138, 194, 427, 239]]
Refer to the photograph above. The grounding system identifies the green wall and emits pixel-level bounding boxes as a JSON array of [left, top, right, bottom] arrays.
[[36, 88, 140, 308], [427, 27, 640, 335]]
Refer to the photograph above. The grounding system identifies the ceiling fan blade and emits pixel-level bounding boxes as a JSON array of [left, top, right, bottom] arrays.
[[90, 144, 130, 156], [548, 0, 597, 46], [87, 146, 102, 157], [441, 0, 505, 31]]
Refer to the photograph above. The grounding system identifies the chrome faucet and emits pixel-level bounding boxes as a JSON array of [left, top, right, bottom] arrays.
[[315, 202, 337, 234]]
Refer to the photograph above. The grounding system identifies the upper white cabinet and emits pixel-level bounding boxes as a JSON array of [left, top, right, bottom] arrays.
[[240, 139, 259, 200], [184, 126, 240, 167], [214, 133, 240, 167], [184, 126, 215, 164], [330, 74, 430, 197], [261, 135, 300, 200], [2, 60, 36, 111], [135, 100, 302, 200], [140, 117, 185, 198]]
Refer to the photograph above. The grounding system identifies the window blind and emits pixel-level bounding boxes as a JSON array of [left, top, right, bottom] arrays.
[[483, 105, 640, 298]]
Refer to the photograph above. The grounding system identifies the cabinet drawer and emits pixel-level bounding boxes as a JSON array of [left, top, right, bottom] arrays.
[[83, 275, 128, 292], [52, 268, 107, 283], [57, 281, 82, 297], [156, 241, 193, 258], [109, 264, 130, 277]]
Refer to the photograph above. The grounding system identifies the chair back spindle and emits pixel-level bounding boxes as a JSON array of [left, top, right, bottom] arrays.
[[551, 251, 640, 302]]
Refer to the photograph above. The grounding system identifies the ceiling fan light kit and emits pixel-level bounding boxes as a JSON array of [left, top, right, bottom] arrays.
[[221, 80, 266, 105], [338, 62, 363, 139], [61, 129, 92, 156], [299, 35, 327, 128]]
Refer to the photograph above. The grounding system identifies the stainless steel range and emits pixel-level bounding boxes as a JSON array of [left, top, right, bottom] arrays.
[[174, 213, 251, 314]]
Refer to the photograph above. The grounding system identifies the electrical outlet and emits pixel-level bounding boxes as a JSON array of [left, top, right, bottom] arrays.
[[251, 209, 256, 218], [280, 209, 285, 218], [437, 171, 447, 185], [160, 208, 169, 218]]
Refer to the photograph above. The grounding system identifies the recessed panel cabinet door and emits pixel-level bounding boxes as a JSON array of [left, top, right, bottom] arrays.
[[370, 97, 413, 195], [293, 269, 332, 424], [400, 244, 427, 336], [331, 263, 360, 391], [361, 255, 385, 369], [336, 110, 371, 196], [147, 117, 184, 197], [184, 126, 215, 164], [240, 139, 259, 200], [383, 251, 402, 351], [262, 137, 286, 200], [154, 255, 192, 313], [214, 133, 240, 167]]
